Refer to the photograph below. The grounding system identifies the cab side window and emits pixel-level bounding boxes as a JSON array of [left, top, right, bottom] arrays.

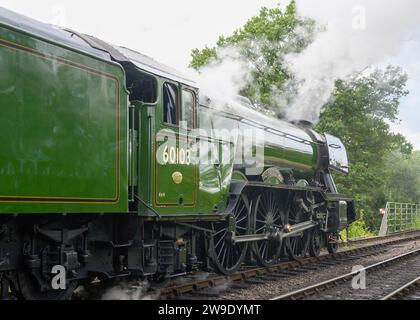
[[128, 72, 157, 103], [181, 90, 195, 129], [163, 83, 178, 125]]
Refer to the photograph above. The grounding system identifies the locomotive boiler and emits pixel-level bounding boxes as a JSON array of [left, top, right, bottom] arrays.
[[0, 7, 355, 299]]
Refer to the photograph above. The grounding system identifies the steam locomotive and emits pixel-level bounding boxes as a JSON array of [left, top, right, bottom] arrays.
[[0, 7, 356, 299]]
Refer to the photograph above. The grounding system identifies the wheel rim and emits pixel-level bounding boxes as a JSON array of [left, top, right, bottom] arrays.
[[309, 228, 322, 257], [14, 271, 77, 300], [286, 232, 309, 259], [252, 191, 285, 266], [285, 193, 311, 260], [327, 232, 339, 254], [210, 194, 250, 274]]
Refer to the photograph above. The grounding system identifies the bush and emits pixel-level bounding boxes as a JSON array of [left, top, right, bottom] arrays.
[[340, 210, 375, 240]]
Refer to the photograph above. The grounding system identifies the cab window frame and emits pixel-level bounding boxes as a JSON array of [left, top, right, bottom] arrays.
[[127, 68, 159, 105], [181, 88, 197, 130], [162, 81, 180, 127]]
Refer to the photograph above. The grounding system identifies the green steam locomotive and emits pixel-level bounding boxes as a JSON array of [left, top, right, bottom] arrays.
[[0, 7, 355, 299]]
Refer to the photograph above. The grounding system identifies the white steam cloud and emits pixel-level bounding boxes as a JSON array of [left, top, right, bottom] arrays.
[[284, 0, 420, 122], [101, 280, 158, 300], [187, 47, 252, 107]]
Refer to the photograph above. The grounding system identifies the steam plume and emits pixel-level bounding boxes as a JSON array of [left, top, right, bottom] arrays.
[[284, 0, 420, 122]]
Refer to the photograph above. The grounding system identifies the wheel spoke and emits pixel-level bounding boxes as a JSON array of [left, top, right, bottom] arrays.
[[214, 228, 226, 236], [237, 215, 247, 223], [217, 242, 226, 260], [260, 198, 269, 217], [252, 192, 284, 266], [215, 232, 226, 249], [211, 195, 249, 274], [258, 205, 267, 219], [256, 225, 266, 232], [269, 193, 275, 213], [261, 242, 268, 258]]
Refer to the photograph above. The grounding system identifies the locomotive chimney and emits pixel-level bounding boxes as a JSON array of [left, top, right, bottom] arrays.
[[289, 120, 314, 129]]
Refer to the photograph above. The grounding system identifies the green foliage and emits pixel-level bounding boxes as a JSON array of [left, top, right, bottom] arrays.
[[340, 210, 374, 240], [190, 1, 315, 114], [316, 67, 409, 165], [385, 150, 420, 204], [316, 66, 413, 232], [190, 46, 217, 71]]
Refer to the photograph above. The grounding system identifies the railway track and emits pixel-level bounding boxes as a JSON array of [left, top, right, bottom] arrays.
[[382, 276, 420, 300], [156, 230, 420, 299], [345, 229, 420, 246], [270, 248, 420, 300]]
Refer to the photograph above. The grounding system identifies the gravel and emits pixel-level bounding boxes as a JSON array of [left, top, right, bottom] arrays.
[[210, 239, 420, 300], [308, 253, 420, 300]]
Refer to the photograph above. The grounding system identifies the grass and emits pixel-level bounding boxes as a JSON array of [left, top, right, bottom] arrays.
[[340, 218, 375, 241], [340, 211, 420, 242]]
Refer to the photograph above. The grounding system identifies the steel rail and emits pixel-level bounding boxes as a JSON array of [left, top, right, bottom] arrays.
[[270, 248, 420, 300], [345, 229, 420, 246], [382, 276, 420, 300], [158, 230, 420, 299]]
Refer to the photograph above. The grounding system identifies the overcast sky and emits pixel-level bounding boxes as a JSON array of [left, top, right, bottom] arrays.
[[0, 0, 418, 149]]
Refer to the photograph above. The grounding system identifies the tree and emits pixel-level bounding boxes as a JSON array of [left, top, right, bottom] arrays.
[[190, 1, 315, 115], [316, 66, 411, 231], [385, 150, 420, 204]]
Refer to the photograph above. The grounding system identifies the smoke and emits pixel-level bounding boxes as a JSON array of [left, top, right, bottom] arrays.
[[101, 280, 159, 300], [187, 47, 252, 108], [190, 1, 420, 123], [283, 0, 420, 122], [204, 281, 231, 296]]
